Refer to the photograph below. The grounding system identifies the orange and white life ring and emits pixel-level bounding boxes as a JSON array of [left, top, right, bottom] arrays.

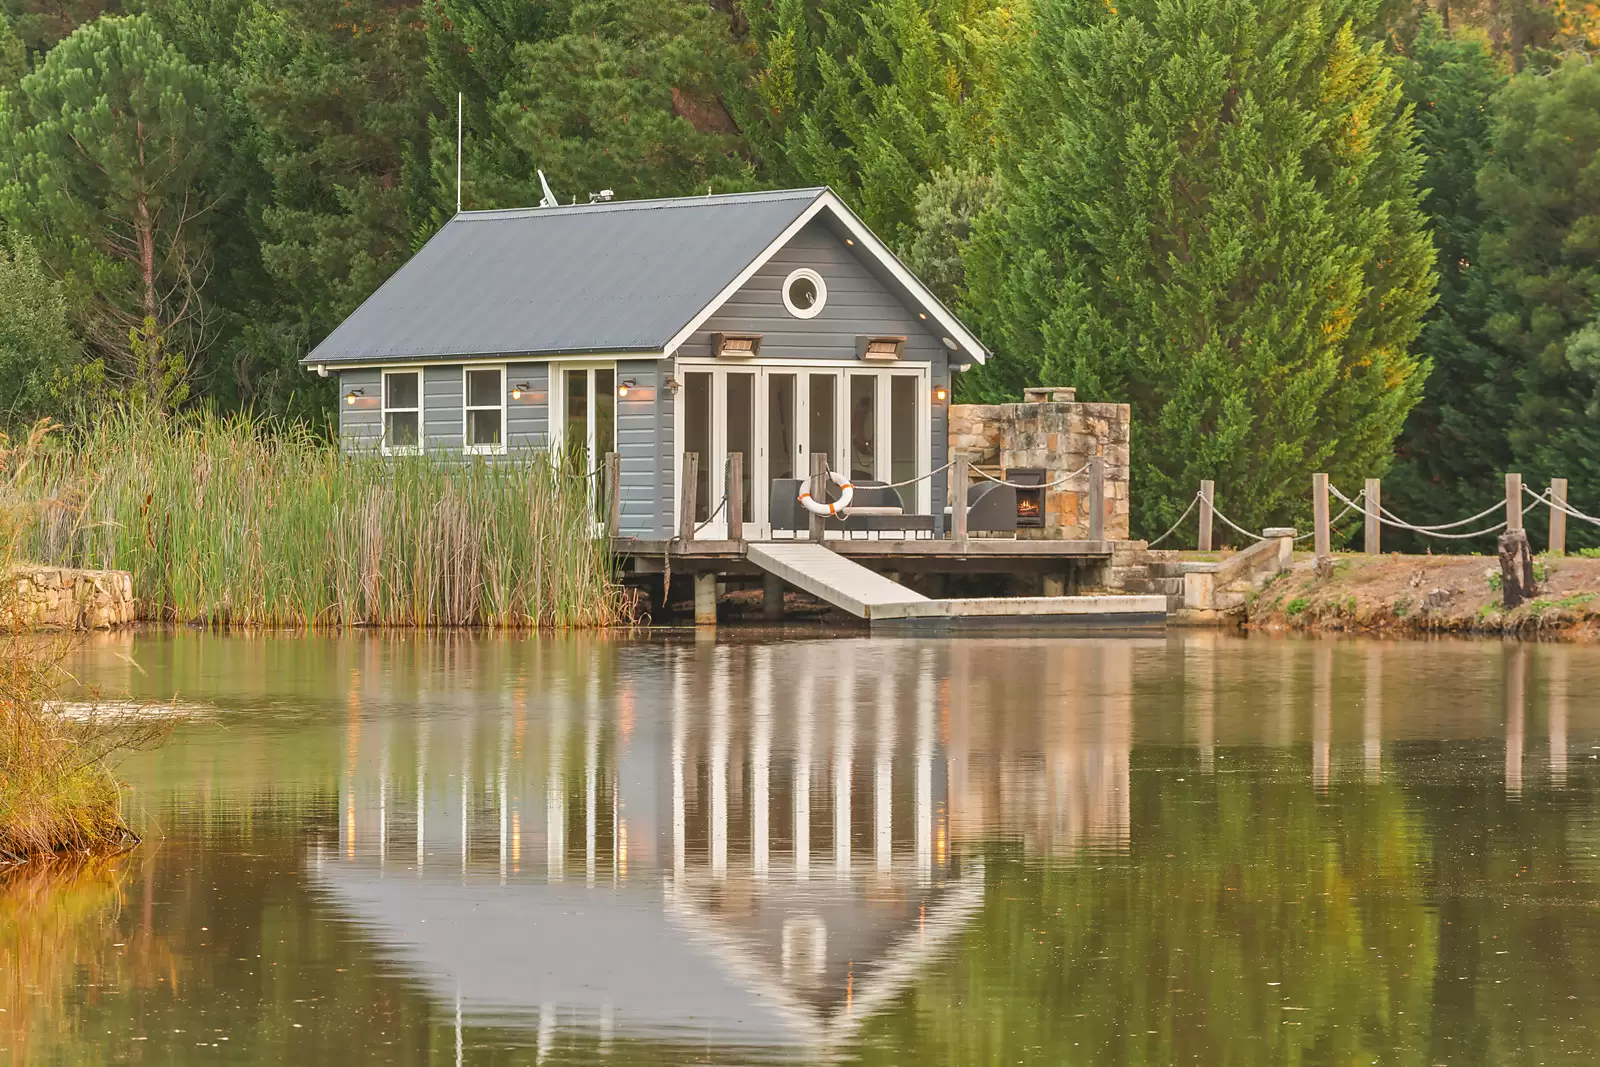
[[798, 471, 854, 516]]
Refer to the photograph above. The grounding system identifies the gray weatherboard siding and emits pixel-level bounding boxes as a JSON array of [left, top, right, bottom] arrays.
[[338, 368, 382, 453], [506, 362, 550, 449]]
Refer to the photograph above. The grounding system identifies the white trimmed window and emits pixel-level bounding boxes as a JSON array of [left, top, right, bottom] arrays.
[[382, 370, 422, 454], [464, 366, 506, 454], [782, 268, 827, 319]]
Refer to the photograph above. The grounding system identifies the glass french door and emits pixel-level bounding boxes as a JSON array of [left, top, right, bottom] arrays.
[[679, 363, 928, 538], [556, 363, 616, 519]]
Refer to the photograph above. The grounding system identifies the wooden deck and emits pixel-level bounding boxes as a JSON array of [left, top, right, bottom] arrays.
[[612, 537, 1117, 576]]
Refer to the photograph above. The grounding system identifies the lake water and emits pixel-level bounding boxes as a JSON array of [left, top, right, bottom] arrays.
[[6, 630, 1600, 1064]]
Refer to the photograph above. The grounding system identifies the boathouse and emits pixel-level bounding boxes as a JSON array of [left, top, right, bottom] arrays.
[[303, 187, 980, 541]]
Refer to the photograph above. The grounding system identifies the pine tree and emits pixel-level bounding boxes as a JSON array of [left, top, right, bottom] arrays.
[[0, 13, 223, 407], [965, 0, 1436, 537]]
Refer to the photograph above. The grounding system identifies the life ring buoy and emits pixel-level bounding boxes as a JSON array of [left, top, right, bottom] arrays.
[[798, 471, 854, 517]]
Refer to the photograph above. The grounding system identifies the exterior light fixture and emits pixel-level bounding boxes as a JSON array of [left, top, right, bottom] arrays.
[[933, 384, 949, 403], [845, 238, 855, 246], [344, 388, 364, 406], [918, 312, 928, 320], [511, 382, 529, 400], [617, 378, 636, 398], [665, 375, 681, 394]]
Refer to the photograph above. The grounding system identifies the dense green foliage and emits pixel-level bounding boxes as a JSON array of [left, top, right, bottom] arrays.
[[0, 238, 83, 422], [0, 0, 1597, 539]]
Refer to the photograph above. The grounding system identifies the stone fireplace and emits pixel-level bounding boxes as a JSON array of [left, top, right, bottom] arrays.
[[948, 387, 1130, 541]]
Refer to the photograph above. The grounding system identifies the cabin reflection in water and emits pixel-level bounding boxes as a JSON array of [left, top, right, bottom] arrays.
[[311, 639, 1136, 1053]]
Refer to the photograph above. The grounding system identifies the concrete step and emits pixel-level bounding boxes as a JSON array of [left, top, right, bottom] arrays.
[[1148, 560, 1218, 577], [1120, 576, 1184, 595]]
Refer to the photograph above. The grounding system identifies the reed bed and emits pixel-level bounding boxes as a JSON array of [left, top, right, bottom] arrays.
[[8, 409, 626, 628]]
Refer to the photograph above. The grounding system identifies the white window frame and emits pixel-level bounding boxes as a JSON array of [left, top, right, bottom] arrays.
[[381, 368, 424, 456], [781, 268, 827, 320], [462, 364, 507, 456]]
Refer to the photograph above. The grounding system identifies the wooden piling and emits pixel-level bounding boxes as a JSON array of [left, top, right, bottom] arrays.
[[952, 452, 970, 548], [694, 572, 717, 626], [1198, 479, 1214, 552], [1550, 478, 1568, 557], [809, 453, 828, 543], [1090, 457, 1106, 543], [679, 452, 699, 542], [762, 573, 785, 620], [1364, 477, 1381, 555], [605, 452, 621, 536], [727, 452, 744, 543], [1506, 472, 1523, 533], [1312, 473, 1330, 558]]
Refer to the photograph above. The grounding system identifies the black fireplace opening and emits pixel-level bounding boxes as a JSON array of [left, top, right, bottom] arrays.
[[1010, 468, 1046, 528]]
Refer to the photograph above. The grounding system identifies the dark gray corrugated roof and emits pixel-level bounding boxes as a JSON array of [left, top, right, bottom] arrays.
[[304, 188, 826, 365]]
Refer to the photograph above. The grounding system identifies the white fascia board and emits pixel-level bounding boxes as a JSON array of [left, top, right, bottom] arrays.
[[661, 189, 989, 364], [312, 351, 665, 371]]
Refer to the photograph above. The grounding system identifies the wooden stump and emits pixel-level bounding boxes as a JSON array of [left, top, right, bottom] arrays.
[[1497, 529, 1536, 610]]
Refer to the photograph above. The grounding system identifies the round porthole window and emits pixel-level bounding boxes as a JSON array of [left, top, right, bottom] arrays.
[[782, 268, 827, 319]]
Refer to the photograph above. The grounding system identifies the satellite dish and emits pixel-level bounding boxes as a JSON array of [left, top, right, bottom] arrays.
[[538, 170, 559, 209]]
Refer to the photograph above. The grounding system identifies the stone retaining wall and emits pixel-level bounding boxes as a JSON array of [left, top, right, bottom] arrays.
[[4, 567, 136, 630]]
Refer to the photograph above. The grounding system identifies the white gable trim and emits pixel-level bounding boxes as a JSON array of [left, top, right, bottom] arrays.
[[661, 190, 989, 364]]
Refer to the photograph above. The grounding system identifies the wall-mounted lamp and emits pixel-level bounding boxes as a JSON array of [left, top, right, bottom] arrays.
[[617, 378, 636, 398], [933, 384, 949, 403], [344, 388, 364, 406], [664, 375, 681, 394], [845, 238, 855, 246], [511, 382, 529, 400], [918, 311, 928, 321]]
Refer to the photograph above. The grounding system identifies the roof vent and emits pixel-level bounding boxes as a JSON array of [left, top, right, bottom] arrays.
[[713, 332, 762, 358], [589, 189, 615, 204], [858, 335, 906, 361]]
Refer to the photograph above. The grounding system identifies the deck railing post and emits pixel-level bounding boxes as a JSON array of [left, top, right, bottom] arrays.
[[1551, 478, 1568, 557], [1506, 472, 1524, 533], [1312, 473, 1330, 558], [809, 453, 828, 543], [680, 452, 699, 542], [952, 452, 970, 547], [1364, 477, 1381, 555], [605, 451, 621, 538], [1198, 479, 1214, 551], [727, 452, 744, 543], [1089, 456, 1106, 543]]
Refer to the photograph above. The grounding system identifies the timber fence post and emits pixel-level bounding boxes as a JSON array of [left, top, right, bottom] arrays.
[[1506, 472, 1523, 533], [1551, 478, 1568, 557], [1090, 456, 1106, 543], [809, 453, 827, 543], [1198, 479, 1214, 551], [679, 452, 699, 542], [1364, 477, 1381, 555], [952, 452, 970, 548], [1312, 473, 1330, 559], [605, 452, 621, 538], [727, 452, 744, 543]]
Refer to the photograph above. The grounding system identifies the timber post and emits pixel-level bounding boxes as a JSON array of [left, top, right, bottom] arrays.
[[762, 573, 785, 620], [605, 451, 621, 537], [1498, 529, 1535, 610], [679, 452, 699, 542], [809, 453, 828, 543], [1506, 472, 1523, 533], [694, 572, 717, 626], [1090, 456, 1106, 543], [952, 452, 970, 548], [1550, 478, 1569, 557], [1312, 473, 1331, 559], [1198, 479, 1214, 552], [727, 452, 744, 543], [1364, 477, 1381, 555]]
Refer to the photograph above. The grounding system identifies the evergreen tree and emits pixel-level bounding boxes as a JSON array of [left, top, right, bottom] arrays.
[[1477, 55, 1600, 534], [1383, 19, 1510, 537], [965, 0, 1437, 537], [0, 236, 86, 424], [0, 14, 223, 407]]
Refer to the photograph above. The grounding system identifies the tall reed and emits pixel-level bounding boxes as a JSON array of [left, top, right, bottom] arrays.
[[9, 409, 625, 628]]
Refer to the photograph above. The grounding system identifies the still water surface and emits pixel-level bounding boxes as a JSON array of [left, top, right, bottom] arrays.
[[6, 631, 1600, 1064]]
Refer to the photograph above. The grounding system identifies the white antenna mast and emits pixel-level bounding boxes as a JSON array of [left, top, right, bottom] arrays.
[[538, 169, 559, 209], [455, 92, 463, 214]]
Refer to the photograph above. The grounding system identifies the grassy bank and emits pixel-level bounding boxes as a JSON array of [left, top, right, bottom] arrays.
[[1247, 553, 1600, 638], [7, 411, 625, 628]]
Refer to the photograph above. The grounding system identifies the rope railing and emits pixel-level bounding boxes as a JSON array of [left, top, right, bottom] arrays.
[[1525, 485, 1600, 527], [1328, 483, 1508, 541], [1147, 492, 1202, 547], [971, 462, 1093, 490]]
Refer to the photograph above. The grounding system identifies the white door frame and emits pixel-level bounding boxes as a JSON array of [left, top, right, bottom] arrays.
[[673, 358, 931, 539], [550, 362, 617, 521]]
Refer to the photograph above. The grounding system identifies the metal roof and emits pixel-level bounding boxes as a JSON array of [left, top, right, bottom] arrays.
[[304, 188, 828, 365]]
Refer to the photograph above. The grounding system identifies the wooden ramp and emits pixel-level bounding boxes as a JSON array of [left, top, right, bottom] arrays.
[[745, 542, 1167, 632]]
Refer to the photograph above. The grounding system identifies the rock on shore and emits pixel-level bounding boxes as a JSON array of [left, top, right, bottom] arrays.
[[4, 567, 136, 630]]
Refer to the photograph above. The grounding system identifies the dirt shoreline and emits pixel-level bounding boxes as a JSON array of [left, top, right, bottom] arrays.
[[1243, 552, 1600, 639]]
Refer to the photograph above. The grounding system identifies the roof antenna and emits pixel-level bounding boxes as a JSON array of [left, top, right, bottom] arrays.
[[455, 92, 463, 214], [538, 170, 559, 209]]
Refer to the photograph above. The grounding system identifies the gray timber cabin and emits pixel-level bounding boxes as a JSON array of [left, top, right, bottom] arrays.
[[303, 187, 988, 540]]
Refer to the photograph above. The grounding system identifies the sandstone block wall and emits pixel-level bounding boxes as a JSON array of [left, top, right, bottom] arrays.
[[3, 567, 137, 630], [949, 392, 1132, 541]]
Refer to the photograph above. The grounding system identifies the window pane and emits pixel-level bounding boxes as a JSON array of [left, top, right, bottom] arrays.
[[385, 371, 418, 410], [684, 372, 712, 522], [768, 373, 795, 481], [808, 374, 835, 470], [594, 369, 615, 459], [467, 408, 501, 447], [891, 375, 917, 488], [565, 369, 588, 467], [466, 368, 501, 408], [726, 372, 754, 522], [385, 411, 419, 449], [849, 375, 877, 482]]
